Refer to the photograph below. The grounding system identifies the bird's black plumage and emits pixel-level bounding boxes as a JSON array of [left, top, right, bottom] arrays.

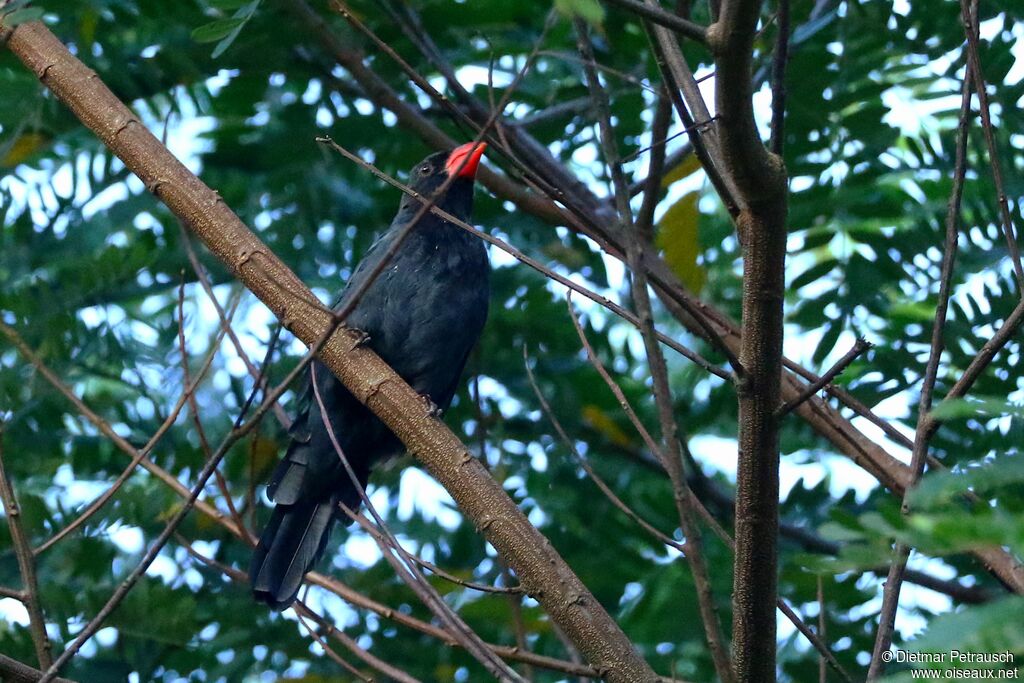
[[250, 145, 490, 609]]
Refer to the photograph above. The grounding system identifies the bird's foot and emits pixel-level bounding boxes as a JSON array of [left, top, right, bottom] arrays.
[[420, 394, 443, 418], [350, 329, 371, 349]]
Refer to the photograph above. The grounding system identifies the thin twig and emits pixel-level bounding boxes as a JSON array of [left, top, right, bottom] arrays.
[[602, 0, 709, 43], [622, 117, 709, 166], [776, 338, 871, 417], [333, 0, 574, 222], [565, 296, 728, 537], [294, 599, 424, 683], [818, 577, 827, 683], [635, 88, 675, 241], [644, 2, 741, 218], [572, 28, 732, 674], [407, 554, 525, 595], [524, 348, 686, 554], [536, 49, 660, 94], [178, 224, 292, 430], [0, 424, 53, 669], [179, 535, 418, 683], [629, 140, 695, 197]]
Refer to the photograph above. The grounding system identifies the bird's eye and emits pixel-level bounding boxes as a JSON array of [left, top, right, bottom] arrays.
[[420, 164, 430, 173]]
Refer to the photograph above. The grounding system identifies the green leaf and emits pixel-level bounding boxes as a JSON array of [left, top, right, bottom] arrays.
[[207, 0, 261, 58], [190, 17, 246, 43], [2, 6, 44, 26], [930, 396, 1024, 421], [907, 596, 1024, 668], [909, 455, 1024, 508]]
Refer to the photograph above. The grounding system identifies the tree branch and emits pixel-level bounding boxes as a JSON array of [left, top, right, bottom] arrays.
[[0, 654, 75, 683], [602, 0, 709, 43], [707, 0, 789, 678]]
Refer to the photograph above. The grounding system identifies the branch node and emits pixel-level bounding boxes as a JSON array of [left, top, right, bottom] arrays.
[[114, 116, 137, 137], [33, 60, 57, 81]]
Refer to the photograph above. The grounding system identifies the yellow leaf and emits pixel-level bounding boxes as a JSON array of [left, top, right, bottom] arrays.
[[656, 192, 706, 294], [661, 153, 702, 188], [2, 132, 51, 167], [582, 405, 632, 448]]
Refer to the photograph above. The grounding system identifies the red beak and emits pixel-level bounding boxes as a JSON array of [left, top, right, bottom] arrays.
[[445, 141, 487, 179]]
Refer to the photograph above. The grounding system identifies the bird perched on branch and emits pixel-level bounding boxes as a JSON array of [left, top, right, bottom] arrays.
[[250, 142, 490, 609]]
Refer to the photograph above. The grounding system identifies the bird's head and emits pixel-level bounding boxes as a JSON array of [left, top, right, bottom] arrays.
[[402, 141, 487, 221]]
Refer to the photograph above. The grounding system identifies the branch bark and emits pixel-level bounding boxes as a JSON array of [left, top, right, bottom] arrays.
[[602, 0, 709, 42], [2, 19, 659, 683], [0, 654, 75, 683]]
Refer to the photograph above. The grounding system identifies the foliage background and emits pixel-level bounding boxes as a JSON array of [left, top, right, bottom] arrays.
[[1, 0, 1022, 680]]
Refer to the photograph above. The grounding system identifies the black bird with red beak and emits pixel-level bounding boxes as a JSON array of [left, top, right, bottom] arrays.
[[251, 143, 490, 609]]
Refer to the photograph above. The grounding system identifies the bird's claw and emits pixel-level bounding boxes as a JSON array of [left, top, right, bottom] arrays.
[[350, 329, 371, 348], [420, 394, 443, 418]]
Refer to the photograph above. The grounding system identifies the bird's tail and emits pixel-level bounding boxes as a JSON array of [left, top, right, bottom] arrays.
[[250, 497, 337, 610]]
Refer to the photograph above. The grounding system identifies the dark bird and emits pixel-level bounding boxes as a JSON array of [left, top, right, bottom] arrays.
[[250, 143, 490, 609]]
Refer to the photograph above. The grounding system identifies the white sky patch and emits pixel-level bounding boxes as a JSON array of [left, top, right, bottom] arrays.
[[397, 467, 461, 529]]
